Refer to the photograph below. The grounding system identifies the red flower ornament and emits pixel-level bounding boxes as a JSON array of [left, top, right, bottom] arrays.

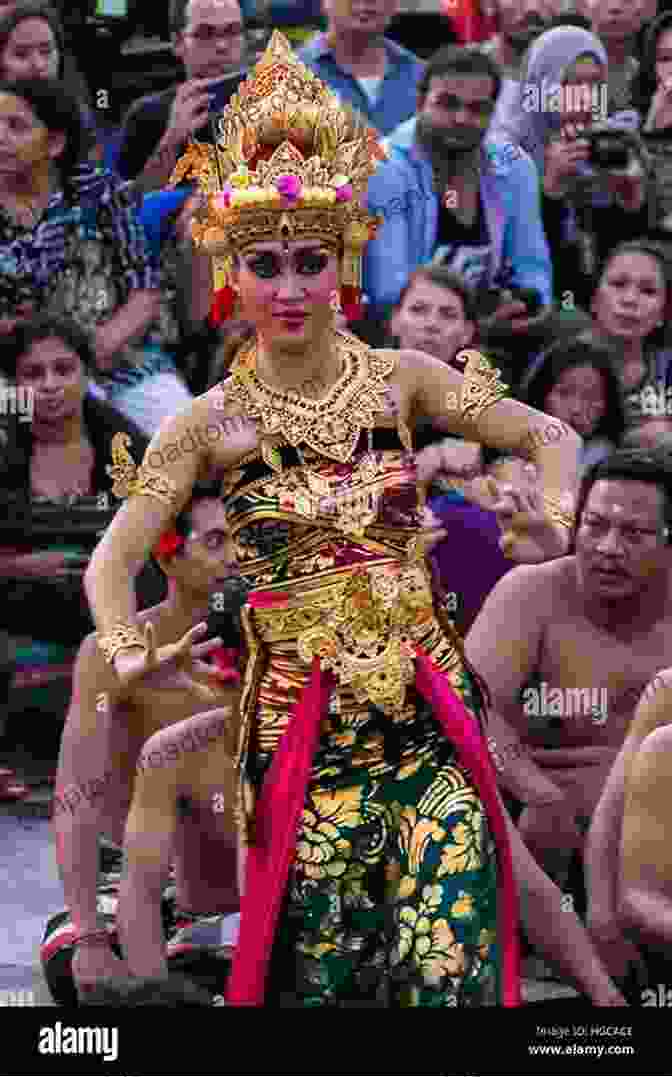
[[153, 530, 184, 558]]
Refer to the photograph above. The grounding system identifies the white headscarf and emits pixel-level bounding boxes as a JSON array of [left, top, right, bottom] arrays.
[[491, 25, 609, 171]]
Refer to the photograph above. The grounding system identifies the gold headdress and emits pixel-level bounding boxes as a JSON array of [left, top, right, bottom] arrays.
[[168, 30, 387, 323]]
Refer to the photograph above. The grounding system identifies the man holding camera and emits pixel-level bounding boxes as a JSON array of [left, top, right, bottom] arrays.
[[363, 46, 553, 336], [116, 0, 246, 191]]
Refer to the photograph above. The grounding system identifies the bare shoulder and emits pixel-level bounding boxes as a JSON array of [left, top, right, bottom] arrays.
[[491, 555, 572, 603]]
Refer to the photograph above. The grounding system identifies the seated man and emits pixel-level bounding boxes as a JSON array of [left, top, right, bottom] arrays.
[[363, 45, 552, 328], [116, 705, 240, 989], [466, 449, 672, 899], [42, 477, 246, 1004], [587, 668, 672, 996]]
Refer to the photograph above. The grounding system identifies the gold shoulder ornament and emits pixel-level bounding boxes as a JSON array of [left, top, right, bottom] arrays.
[[106, 432, 179, 509], [459, 348, 510, 422]]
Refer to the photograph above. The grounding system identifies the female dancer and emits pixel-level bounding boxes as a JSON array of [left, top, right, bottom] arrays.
[[84, 32, 581, 1007]]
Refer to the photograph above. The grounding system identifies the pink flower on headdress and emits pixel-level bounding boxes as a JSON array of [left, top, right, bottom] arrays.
[[335, 183, 353, 203], [215, 186, 232, 209], [276, 174, 302, 203]]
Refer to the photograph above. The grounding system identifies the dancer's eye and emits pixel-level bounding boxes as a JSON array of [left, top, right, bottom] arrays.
[[247, 253, 280, 278], [295, 251, 330, 275]]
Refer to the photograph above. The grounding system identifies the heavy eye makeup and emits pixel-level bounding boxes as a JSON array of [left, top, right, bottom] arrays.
[[245, 248, 331, 279]]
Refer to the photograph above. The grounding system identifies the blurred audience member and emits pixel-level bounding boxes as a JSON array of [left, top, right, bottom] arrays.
[[116, 0, 245, 189], [0, 315, 147, 633], [419, 447, 526, 633], [493, 26, 652, 310], [389, 265, 477, 367], [633, 12, 672, 234], [0, 315, 153, 766], [584, 0, 645, 113], [0, 78, 193, 433], [480, 0, 554, 78], [589, 240, 672, 423], [520, 334, 627, 474], [364, 45, 552, 331], [466, 449, 672, 904], [621, 415, 672, 450], [297, 0, 423, 136], [0, 2, 97, 158]]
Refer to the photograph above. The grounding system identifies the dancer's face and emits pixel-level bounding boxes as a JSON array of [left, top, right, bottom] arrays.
[[234, 239, 340, 354]]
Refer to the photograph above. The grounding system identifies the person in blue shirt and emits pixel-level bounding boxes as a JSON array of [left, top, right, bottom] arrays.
[[363, 44, 553, 334], [297, 0, 423, 136]]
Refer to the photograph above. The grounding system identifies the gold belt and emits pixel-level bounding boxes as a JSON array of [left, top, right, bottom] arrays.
[[248, 558, 437, 714]]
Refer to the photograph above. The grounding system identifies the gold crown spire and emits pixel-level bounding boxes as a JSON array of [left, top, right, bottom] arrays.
[[169, 30, 387, 321]]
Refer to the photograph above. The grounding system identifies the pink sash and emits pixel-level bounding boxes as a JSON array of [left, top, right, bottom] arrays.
[[226, 656, 333, 1005], [226, 615, 520, 1006]]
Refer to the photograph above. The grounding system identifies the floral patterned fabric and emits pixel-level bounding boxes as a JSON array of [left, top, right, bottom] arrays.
[[264, 689, 499, 1007]]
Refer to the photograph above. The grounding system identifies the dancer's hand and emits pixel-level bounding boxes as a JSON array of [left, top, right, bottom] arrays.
[[488, 478, 569, 562], [73, 942, 129, 1000], [112, 622, 224, 704], [415, 438, 482, 482]]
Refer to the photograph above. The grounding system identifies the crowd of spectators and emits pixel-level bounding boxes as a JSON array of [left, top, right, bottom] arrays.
[[3, 0, 672, 1007]]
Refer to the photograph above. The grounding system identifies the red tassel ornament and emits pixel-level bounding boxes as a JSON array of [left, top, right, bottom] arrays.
[[209, 285, 236, 327], [340, 284, 362, 323]]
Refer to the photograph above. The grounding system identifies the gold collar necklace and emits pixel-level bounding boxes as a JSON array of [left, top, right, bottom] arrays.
[[227, 329, 395, 466]]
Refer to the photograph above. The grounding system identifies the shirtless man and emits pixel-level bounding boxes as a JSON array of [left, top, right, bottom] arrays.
[[465, 449, 672, 888], [44, 481, 243, 1003], [587, 668, 672, 991], [117, 706, 240, 982]]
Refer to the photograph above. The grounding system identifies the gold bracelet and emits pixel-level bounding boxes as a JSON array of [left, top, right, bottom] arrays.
[[543, 491, 575, 532], [97, 622, 146, 665]]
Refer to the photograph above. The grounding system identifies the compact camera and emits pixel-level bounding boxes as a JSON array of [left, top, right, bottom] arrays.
[[585, 130, 632, 172]]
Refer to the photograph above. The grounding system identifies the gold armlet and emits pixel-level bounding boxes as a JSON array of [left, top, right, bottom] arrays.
[[131, 465, 179, 508], [459, 348, 510, 422], [106, 433, 179, 509], [97, 622, 147, 665], [543, 491, 576, 532]]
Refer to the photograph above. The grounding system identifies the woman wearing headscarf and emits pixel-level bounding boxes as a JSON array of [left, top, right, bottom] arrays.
[[492, 25, 654, 310]]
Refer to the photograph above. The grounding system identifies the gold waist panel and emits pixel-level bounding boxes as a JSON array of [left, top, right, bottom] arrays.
[[248, 557, 449, 714]]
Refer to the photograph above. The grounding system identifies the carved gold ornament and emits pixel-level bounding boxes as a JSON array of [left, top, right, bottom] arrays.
[[458, 348, 510, 422], [106, 432, 179, 509], [223, 330, 395, 464], [252, 561, 436, 714], [97, 622, 147, 664]]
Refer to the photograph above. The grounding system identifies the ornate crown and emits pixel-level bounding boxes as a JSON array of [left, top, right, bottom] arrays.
[[168, 30, 388, 321]]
